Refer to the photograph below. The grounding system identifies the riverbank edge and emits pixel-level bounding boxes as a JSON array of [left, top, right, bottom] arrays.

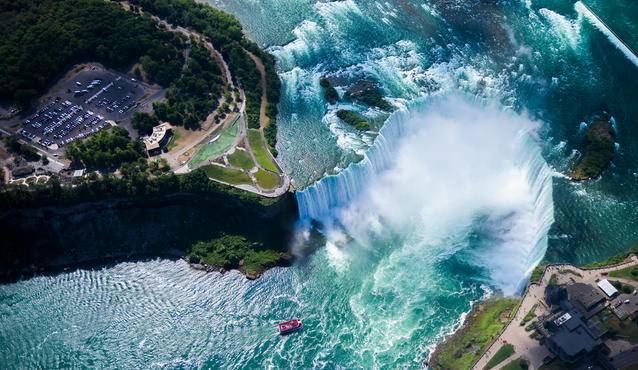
[[0, 191, 298, 284], [428, 245, 638, 370], [427, 297, 521, 370], [188, 251, 294, 280]]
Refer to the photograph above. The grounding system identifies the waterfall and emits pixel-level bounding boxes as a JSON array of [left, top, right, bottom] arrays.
[[296, 108, 405, 220], [296, 95, 555, 293]]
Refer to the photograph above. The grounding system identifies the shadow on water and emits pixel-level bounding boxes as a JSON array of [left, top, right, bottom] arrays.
[[0, 192, 299, 284]]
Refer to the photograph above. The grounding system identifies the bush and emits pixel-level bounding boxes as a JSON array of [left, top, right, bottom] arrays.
[[264, 121, 278, 157], [346, 80, 393, 111], [4, 136, 40, 162], [336, 109, 370, 131]]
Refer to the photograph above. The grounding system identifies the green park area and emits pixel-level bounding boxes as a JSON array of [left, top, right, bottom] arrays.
[[203, 164, 251, 186], [609, 265, 638, 281], [248, 129, 279, 173], [484, 344, 515, 370], [254, 170, 279, 190], [431, 297, 520, 370], [189, 116, 240, 168], [500, 357, 529, 370], [227, 148, 255, 171]]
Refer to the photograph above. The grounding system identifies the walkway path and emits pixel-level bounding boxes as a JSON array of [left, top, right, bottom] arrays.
[[474, 256, 638, 370], [121, 2, 290, 198]]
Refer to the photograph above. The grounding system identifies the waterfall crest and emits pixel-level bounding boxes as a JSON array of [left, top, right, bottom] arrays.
[[296, 95, 555, 293]]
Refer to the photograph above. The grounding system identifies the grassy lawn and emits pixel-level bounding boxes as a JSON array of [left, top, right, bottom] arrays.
[[484, 344, 515, 370], [166, 129, 181, 151], [431, 297, 520, 370], [529, 265, 546, 284], [227, 149, 254, 171], [580, 245, 638, 268], [189, 116, 240, 167], [247, 129, 279, 173], [501, 357, 528, 370], [520, 304, 537, 326], [609, 265, 638, 281], [254, 169, 279, 190], [203, 164, 252, 185]]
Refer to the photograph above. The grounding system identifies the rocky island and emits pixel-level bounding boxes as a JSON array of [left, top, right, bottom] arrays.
[[570, 115, 615, 181]]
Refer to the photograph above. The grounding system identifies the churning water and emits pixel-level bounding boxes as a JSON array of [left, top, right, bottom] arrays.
[[2, 0, 638, 368]]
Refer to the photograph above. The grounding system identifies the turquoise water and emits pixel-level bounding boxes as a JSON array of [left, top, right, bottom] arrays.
[[2, 0, 638, 368]]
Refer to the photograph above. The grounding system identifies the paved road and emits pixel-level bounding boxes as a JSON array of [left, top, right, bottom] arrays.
[[474, 256, 638, 370], [122, 1, 291, 198]]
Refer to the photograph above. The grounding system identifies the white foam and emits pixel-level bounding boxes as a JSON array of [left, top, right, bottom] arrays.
[[297, 94, 555, 294], [539, 8, 582, 49], [576, 1, 638, 69]]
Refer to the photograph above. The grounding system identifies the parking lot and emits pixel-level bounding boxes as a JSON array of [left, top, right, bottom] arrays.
[[19, 67, 147, 148], [19, 98, 109, 148]]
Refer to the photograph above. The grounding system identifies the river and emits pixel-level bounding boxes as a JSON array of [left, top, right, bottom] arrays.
[[1, 0, 638, 368]]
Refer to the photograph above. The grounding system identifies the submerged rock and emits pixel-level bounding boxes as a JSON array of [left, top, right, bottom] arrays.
[[345, 79, 394, 112]]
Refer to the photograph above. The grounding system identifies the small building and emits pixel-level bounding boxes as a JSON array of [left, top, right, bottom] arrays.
[[612, 294, 638, 319], [544, 309, 603, 364], [566, 283, 606, 319], [142, 122, 172, 157], [598, 279, 619, 298], [11, 165, 34, 178]]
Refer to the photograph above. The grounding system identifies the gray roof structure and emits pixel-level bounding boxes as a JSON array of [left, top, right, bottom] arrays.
[[545, 309, 603, 363]]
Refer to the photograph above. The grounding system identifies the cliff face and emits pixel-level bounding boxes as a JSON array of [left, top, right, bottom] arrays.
[[0, 192, 298, 282]]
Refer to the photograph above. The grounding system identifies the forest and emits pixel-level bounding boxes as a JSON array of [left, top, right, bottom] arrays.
[[129, 0, 281, 149], [65, 127, 145, 170], [0, 0, 185, 106], [158, 42, 224, 129], [0, 168, 275, 210]]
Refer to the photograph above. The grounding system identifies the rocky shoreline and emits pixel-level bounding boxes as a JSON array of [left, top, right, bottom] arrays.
[[427, 297, 520, 370], [188, 252, 294, 280]]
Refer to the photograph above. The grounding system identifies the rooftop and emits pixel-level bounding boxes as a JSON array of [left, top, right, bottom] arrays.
[[598, 279, 619, 298], [143, 122, 172, 151]]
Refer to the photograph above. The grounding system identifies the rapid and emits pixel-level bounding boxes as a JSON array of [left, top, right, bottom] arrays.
[[2, 0, 638, 368]]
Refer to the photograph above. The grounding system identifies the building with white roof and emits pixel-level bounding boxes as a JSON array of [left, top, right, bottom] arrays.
[[142, 122, 172, 156], [597, 279, 619, 298]]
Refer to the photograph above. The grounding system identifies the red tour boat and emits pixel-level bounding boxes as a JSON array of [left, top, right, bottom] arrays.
[[278, 319, 302, 335]]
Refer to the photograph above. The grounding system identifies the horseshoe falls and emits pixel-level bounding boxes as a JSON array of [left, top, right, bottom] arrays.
[[3, 0, 638, 369], [297, 95, 554, 294]]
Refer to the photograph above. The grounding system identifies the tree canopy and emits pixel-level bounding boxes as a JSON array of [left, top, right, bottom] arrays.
[[66, 127, 145, 170], [0, 0, 186, 106]]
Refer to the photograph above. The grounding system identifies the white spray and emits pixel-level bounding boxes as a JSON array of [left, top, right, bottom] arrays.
[[296, 95, 554, 294]]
